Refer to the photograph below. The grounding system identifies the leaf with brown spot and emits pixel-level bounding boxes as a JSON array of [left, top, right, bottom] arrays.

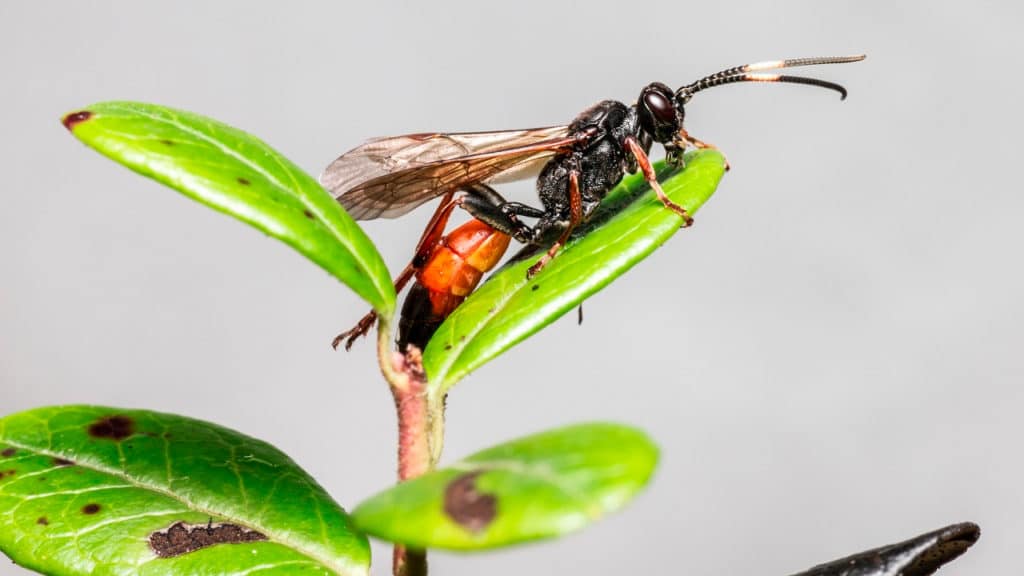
[[353, 422, 658, 550], [0, 405, 369, 575], [62, 101, 395, 317]]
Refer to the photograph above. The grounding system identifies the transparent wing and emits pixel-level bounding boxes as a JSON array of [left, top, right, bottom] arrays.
[[320, 126, 574, 219]]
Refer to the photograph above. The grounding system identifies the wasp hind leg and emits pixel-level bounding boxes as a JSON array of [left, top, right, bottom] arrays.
[[332, 309, 379, 351], [458, 183, 544, 244], [333, 193, 460, 351]]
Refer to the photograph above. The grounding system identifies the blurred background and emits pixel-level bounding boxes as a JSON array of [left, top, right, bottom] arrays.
[[1, 1, 1019, 574]]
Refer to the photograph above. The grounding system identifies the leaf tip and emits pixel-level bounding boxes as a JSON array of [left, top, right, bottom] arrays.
[[61, 109, 93, 132]]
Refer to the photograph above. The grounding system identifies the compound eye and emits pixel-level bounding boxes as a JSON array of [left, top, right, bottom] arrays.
[[638, 83, 680, 141], [643, 88, 675, 125]]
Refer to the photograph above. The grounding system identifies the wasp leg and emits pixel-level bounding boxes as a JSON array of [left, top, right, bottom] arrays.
[[665, 144, 686, 168], [332, 308, 378, 351], [501, 202, 547, 219], [625, 137, 694, 227], [333, 194, 460, 351], [458, 183, 541, 244], [412, 192, 459, 266], [527, 168, 582, 278], [332, 263, 420, 350]]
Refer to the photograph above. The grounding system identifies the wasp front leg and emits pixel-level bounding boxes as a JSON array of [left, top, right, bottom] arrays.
[[624, 136, 694, 227], [664, 143, 687, 168]]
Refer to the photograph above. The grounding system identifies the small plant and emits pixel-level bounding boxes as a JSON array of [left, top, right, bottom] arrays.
[[0, 102, 977, 575]]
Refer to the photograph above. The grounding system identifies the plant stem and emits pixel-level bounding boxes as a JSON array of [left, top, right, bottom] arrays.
[[376, 317, 439, 576], [392, 546, 427, 576], [393, 356, 430, 481]]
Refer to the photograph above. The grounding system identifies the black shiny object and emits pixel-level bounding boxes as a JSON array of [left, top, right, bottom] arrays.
[[791, 522, 980, 576]]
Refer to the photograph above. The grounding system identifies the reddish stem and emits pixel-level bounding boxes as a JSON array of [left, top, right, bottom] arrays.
[[385, 343, 432, 576], [393, 546, 427, 576], [394, 355, 430, 480]]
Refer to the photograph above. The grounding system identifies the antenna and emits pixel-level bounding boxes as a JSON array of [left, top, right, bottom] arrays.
[[676, 55, 865, 102]]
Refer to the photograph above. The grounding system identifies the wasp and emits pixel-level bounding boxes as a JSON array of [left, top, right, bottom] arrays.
[[322, 55, 864, 350]]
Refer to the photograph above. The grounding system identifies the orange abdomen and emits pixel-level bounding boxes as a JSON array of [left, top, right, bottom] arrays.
[[417, 219, 511, 316], [397, 219, 511, 350]]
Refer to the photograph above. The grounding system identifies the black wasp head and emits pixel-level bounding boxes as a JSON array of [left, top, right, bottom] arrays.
[[637, 82, 684, 144]]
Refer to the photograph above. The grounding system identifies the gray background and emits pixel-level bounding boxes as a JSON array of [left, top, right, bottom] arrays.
[[1, 1, 1019, 575]]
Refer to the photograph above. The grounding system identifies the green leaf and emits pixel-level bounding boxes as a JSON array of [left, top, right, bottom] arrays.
[[0, 405, 370, 576], [422, 149, 727, 392], [62, 102, 395, 317], [352, 422, 658, 551]]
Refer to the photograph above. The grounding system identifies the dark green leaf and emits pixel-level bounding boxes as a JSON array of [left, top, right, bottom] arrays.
[[352, 422, 657, 550], [0, 405, 369, 575], [422, 149, 726, 392], [62, 102, 394, 316]]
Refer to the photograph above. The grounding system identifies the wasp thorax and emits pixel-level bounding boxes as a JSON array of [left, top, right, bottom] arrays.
[[637, 82, 682, 143]]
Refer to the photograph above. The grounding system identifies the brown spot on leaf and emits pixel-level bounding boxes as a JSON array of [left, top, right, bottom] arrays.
[[160, 139, 175, 146], [62, 110, 93, 131], [303, 209, 315, 219], [531, 284, 540, 291], [0, 469, 15, 480], [1, 448, 15, 458], [237, 177, 251, 186], [149, 521, 267, 558], [36, 517, 49, 526], [444, 471, 497, 533], [88, 415, 135, 440], [82, 503, 101, 515], [53, 457, 74, 466]]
